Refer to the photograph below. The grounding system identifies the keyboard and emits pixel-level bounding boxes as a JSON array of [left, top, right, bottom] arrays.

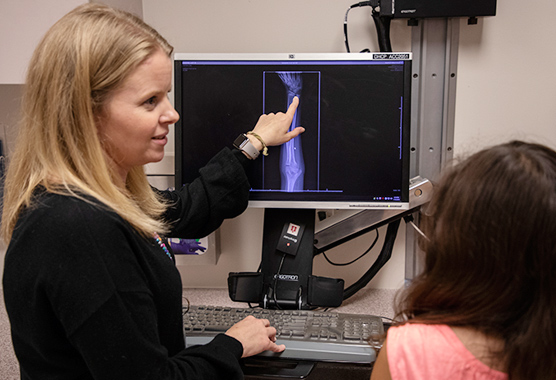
[[183, 305, 384, 363]]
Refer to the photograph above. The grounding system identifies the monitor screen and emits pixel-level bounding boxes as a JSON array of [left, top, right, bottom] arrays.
[[174, 53, 411, 210]]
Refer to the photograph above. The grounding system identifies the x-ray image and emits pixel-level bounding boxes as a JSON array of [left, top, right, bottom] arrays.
[[263, 71, 321, 193]]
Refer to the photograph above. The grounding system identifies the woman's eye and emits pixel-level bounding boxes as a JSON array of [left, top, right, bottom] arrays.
[[145, 96, 157, 106]]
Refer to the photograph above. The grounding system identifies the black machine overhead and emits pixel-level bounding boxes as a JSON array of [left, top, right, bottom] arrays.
[[378, 0, 497, 19], [343, 0, 497, 52]]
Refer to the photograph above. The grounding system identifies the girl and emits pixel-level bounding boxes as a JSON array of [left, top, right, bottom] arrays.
[[371, 141, 556, 380]]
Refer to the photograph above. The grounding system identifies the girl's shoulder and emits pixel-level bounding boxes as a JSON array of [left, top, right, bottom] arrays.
[[449, 326, 506, 373], [387, 323, 507, 380]]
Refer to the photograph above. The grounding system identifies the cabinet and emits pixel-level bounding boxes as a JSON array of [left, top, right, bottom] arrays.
[[0, 0, 143, 84], [0, 1, 85, 84]]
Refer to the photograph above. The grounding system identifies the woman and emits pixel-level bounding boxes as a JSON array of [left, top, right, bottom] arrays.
[[2, 3, 303, 380], [371, 141, 556, 380]]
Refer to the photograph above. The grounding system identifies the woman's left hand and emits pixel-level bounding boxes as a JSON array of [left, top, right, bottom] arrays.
[[225, 316, 286, 358]]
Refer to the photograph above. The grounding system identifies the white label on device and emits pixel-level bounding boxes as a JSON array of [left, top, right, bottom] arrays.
[[287, 223, 301, 236]]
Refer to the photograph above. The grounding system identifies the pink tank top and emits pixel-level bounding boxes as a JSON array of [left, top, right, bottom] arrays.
[[386, 324, 508, 380]]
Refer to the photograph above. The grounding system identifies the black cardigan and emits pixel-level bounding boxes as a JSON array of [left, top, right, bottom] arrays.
[[3, 148, 251, 380]]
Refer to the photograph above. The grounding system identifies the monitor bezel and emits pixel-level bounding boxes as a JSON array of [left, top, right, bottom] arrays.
[[173, 52, 412, 210]]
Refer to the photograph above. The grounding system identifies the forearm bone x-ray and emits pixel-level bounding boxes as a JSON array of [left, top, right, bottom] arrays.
[[278, 72, 305, 192]]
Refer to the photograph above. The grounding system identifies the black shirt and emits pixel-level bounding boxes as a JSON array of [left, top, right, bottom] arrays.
[[3, 148, 251, 380]]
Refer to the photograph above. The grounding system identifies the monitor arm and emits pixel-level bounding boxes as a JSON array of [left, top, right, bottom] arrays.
[[227, 177, 432, 309], [313, 176, 432, 253], [314, 176, 432, 301]]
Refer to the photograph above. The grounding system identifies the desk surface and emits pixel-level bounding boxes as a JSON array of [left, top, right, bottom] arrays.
[[183, 287, 397, 318]]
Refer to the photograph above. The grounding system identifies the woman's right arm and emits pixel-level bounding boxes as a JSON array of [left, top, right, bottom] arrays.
[[158, 97, 304, 239], [68, 291, 246, 380], [225, 316, 285, 358]]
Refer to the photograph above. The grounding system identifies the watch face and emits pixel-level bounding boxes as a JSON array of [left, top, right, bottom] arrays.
[[233, 134, 247, 148]]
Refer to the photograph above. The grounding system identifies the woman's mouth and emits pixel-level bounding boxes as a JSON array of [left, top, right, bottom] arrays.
[[152, 134, 168, 144]]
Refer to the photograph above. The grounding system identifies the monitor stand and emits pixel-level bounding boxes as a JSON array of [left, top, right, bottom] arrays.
[[260, 208, 316, 309], [227, 208, 344, 310]]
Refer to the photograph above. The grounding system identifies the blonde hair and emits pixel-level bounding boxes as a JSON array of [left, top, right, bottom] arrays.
[[1, 3, 174, 242]]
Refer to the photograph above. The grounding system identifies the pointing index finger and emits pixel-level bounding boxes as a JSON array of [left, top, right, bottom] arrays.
[[286, 96, 299, 117]]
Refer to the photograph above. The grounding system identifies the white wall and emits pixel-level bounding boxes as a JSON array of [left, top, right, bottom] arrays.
[[0, 0, 142, 85], [454, 1, 556, 153], [0, 0, 86, 84], [92, 0, 143, 18]]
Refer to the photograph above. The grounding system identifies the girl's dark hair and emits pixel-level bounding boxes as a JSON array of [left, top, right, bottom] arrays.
[[395, 140, 556, 379]]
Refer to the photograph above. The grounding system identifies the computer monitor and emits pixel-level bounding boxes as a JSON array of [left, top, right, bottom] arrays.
[[174, 53, 411, 209], [174, 52, 412, 308]]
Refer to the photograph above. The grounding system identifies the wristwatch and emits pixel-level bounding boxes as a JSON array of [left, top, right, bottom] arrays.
[[233, 134, 260, 160]]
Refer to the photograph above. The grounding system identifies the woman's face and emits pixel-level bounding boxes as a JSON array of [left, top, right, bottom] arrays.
[[97, 49, 179, 183]]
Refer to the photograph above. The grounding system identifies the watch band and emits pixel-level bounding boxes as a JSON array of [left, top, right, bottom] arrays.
[[233, 134, 260, 160]]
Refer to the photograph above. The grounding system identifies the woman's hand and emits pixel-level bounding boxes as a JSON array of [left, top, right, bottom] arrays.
[[225, 316, 286, 358], [249, 96, 305, 149]]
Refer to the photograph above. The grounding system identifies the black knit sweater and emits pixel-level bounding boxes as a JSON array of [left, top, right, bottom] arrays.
[[3, 148, 251, 380]]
